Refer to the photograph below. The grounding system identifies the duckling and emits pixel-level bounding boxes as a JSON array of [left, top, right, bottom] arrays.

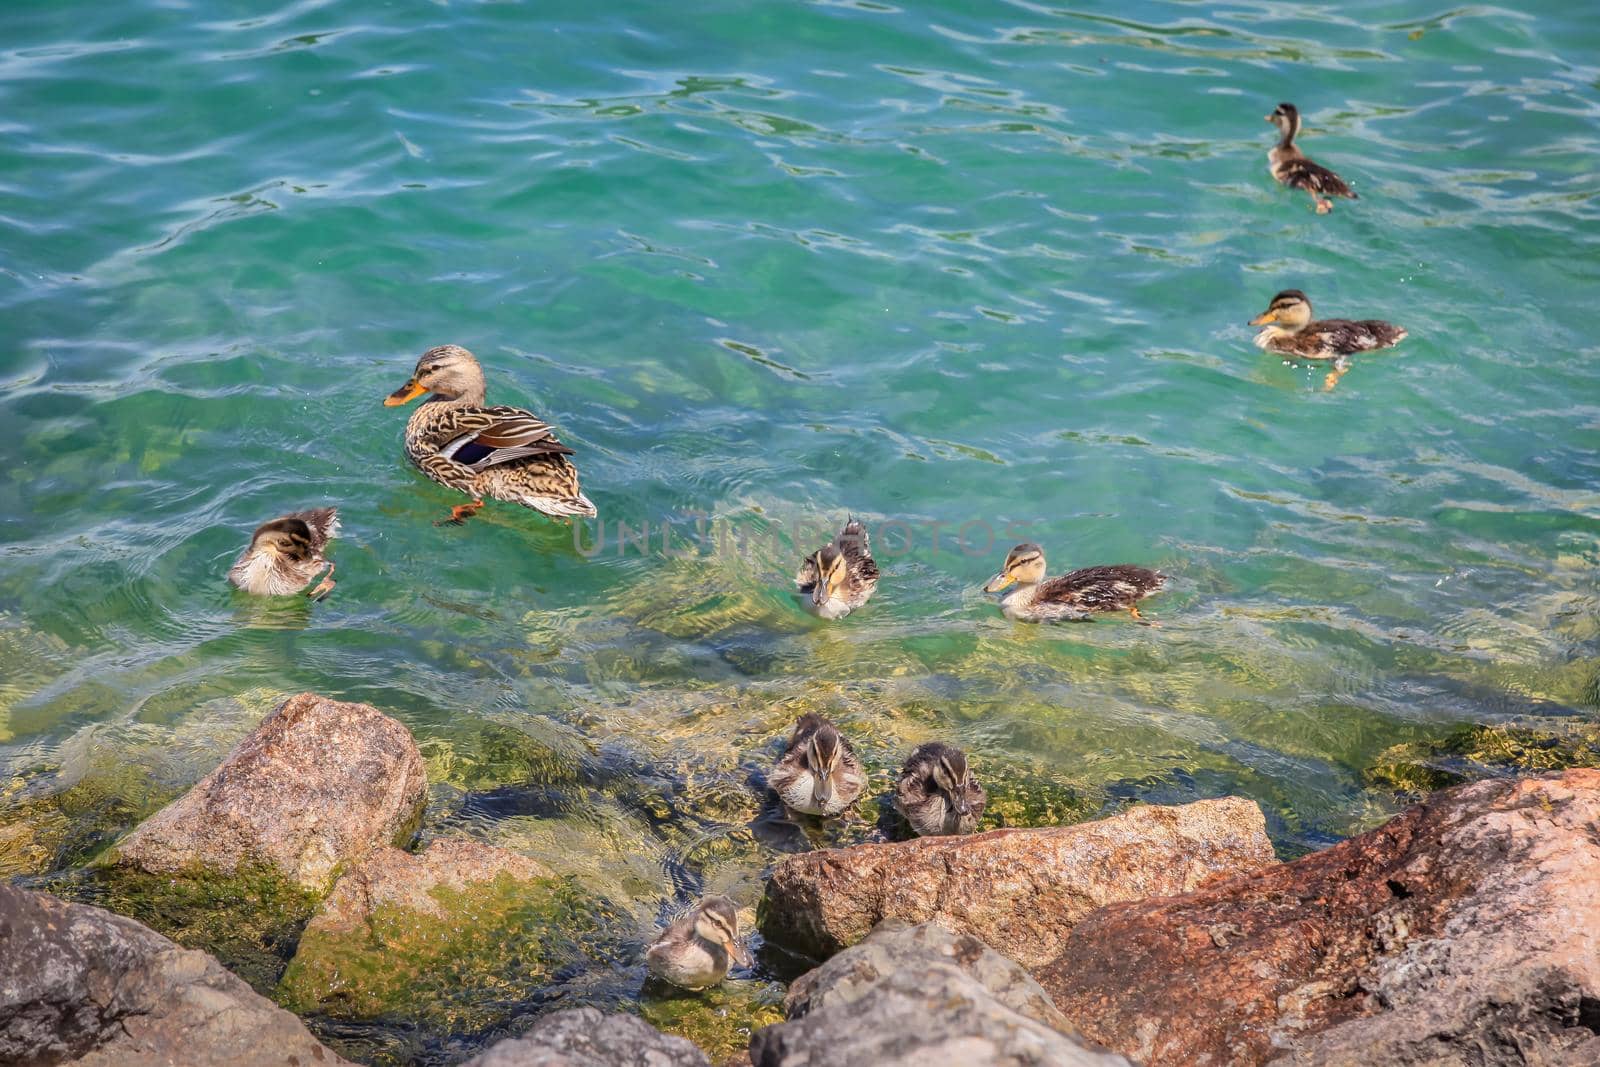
[[384, 344, 595, 525], [769, 713, 867, 818], [1266, 102, 1357, 214], [894, 741, 987, 837], [984, 543, 1165, 624], [644, 895, 751, 990], [227, 509, 339, 600], [1249, 289, 1407, 390], [795, 519, 879, 620]]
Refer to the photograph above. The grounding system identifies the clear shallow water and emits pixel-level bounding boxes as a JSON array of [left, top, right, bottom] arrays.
[[2, 0, 1598, 1057]]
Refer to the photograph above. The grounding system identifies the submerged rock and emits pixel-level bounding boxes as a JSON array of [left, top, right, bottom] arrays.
[[750, 920, 1130, 1066], [464, 1007, 710, 1066], [1042, 769, 1600, 1066], [279, 837, 628, 1030], [759, 796, 1271, 968], [112, 692, 427, 892], [0, 883, 348, 1067], [1365, 721, 1600, 795]]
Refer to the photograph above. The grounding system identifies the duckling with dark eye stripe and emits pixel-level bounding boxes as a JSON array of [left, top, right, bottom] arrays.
[[984, 543, 1165, 624], [227, 509, 339, 601], [1266, 102, 1358, 214], [769, 713, 866, 818], [1250, 289, 1407, 390], [644, 895, 751, 990], [894, 742, 987, 837], [795, 518, 878, 620]]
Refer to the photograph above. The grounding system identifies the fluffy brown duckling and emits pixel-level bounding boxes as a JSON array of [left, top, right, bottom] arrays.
[[644, 895, 751, 990], [769, 712, 867, 818], [227, 508, 339, 600], [894, 741, 987, 837], [983, 543, 1165, 624], [795, 518, 879, 620], [384, 344, 595, 525], [1266, 102, 1357, 214], [1250, 289, 1407, 390]]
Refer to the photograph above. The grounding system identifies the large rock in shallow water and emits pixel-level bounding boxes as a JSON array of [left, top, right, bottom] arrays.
[[113, 692, 427, 892], [1042, 769, 1600, 1066], [759, 797, 1271, 968], [750, 920, 1130, 1066], [0, 883, 348, 1066], [463, 1006, 709, 1066], [280, 837, 623, 1031]]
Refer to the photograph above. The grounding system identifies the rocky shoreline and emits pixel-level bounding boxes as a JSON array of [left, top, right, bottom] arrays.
[[5, 691, 1599, 1066]]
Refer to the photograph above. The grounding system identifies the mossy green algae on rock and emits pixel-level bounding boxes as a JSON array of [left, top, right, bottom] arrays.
[[280, 860, 629, 1030], [1366, 722, 1600, 796]]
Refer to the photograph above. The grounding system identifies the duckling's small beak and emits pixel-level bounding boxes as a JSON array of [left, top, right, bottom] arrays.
[[811, 580, 829, 607], [728, 938, 752, 968], [384, 379, 427, 406], [812, 778, 834, 811], [955, 796, 972, 817], [1264, 113, 1276, 123], [1249, 310, 1278, 326], [984, 571, 1015, 593]]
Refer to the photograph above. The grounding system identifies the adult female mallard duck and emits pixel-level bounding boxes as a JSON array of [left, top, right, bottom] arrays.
[[983, 543, 1165, 623], [227, 508, 339, 600], [644, 894, 751, 990], [894, 741, 987, 837], [1266, 102, 1357, 214], [1250, 289, 1407, 390], [769, 712, 866, 818], [795, 518, 878, 620], [383, 344, 596, 525]]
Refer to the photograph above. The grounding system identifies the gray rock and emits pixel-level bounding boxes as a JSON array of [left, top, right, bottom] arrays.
[[0, 883, 348, 1067], [464, 1007, 710, 1066], [750, 921, 1130, 1067], [784, 919, 1067, 1032], [112, 692, 427, 892]]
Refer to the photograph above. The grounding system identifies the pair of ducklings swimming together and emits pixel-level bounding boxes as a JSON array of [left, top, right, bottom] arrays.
[[644, 712, 987, 990], [797, 519, 1165, 624]]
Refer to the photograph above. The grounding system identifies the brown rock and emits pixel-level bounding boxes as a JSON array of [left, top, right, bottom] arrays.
[[299, 837, 552, 934], [0, 883, 349, 1067], [112, 692, 427, 892], [759, 797, 1271, 969], [1041, 770, 1600, 1066]]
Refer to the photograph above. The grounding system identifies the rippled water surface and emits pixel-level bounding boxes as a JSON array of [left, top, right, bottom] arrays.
[[3, 0, 1599, 1059]]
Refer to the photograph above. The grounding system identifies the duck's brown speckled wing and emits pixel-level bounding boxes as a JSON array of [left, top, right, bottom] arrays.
[[835, 519, 879, 583], [1038, 565, 1165, 611], [1277, 156, 1356, 200], [435, 405, 577, 471], [1307, 319, 1408, 355]]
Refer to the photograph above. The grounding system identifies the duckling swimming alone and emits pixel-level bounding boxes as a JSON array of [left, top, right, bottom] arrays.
[[983, 543, 1164, 623], [1250, 289, 1407, 390], [769, 712, 867, 818], [383, 344, 596, 526], [894, 741, 987, 837], [1266, 102, 1357, 215], [644, 895, 751, 990], [227, 509, 339, 600], [795, 518, 878, 620]]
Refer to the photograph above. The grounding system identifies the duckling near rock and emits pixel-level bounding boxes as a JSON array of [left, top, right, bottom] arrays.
[[1266, 102, 1358, 214], [227, 509, 339, 600], [1249, 289, 1407, 390], [644, 895, 751, 990], [795, 518, 879, 620], [383, 344, 596, 526], [894, 741, 987, 837], [983, 543, 1165, 624], [769, 713, 867, 818]]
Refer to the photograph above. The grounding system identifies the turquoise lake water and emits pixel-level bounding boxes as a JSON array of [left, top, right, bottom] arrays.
[[3, 0, 1598, 1058]]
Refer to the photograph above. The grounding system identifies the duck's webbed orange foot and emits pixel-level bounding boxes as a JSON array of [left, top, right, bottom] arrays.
[[1130, 604, 1160, 627], [1323, 360, 1351, 392], [307, 563, 336, 603], [436, 500, 485, 527]]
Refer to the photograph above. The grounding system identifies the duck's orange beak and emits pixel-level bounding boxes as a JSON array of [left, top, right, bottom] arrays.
[[385, 379, 426, 406], [1249, 310, 1278, 326]]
